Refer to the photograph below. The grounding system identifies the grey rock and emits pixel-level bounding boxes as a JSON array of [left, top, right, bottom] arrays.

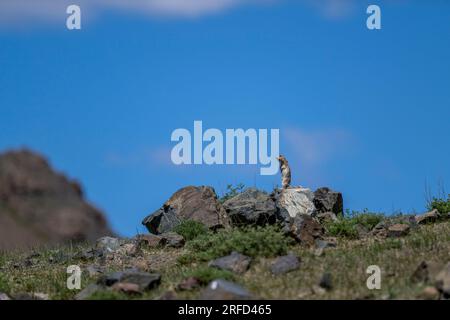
[[370, 221, 388, 237], [96, 236, 121, 253], [209, 251, 252, 274], [271, 253, 300, 275], [142, 186, 229, 234], [98, 269, 161, 291], [0, 292, 11, 300], [273, 187, 316, 222], [313, 187, 343, 215], [200, 279, 253, 300], [86, 265, 104, 277], [222, 188, 277, 226], [161, 232, 185, 248], [315, 211, 338, 224], [415, 209, 441, 225], [315, 238, 337, 250], [289, 214, 324, 246], [387, 224, 410, 238]]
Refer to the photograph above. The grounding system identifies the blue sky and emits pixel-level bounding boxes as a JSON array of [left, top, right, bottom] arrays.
[[1, 1, 449, 236]]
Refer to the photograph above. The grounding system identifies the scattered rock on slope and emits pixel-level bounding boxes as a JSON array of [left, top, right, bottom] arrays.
[[271, 252, 300, 275], [209, 251, 252, 274], [0, 149, 114, 250], [289, 214, 324, 246], [142, 186, 229, 234]]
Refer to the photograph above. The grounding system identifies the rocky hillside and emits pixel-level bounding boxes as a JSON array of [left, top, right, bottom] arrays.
[[0, 149, 114, 251], [0, 184, 449, 300]]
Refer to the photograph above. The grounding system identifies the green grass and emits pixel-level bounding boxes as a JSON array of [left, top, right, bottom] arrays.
[[173, 220, 208, 241], [324, 210, 384, 239], [178, 225, 292, 264], [183, 266, 234, 284]]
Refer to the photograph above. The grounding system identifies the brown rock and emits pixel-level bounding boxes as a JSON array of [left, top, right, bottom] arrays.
[[136, 234, 166, 248], [415, 209, 440, 225], [419, 286, 440, 300], [111, 282, 141, 295], [411, 261, 442, 283], [161, 232, 185, 248], [387, 224, 410, 237], [142, 186, 229, 234], [0, 149, 114, 250], [289, 214, 324, 246], [177, 277, 201, 291]]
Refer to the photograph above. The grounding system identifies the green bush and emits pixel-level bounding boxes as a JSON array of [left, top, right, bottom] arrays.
[[427, 195, 450, 214], [179, 225, 291, 264], [325, 210, 384, 239], [173, 220, 208, 241], [183, 266, 234, 284]]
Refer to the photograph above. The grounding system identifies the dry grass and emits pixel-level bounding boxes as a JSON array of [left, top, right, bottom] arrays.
[[0, 220, 449, 300]]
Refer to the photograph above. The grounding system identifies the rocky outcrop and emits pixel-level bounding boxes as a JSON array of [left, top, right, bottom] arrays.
[[0, 149, 114, 250], [142, 186, 229, 234], [313, 187, 343, 216], [222, 188, 277, 226], [272, 187, 316, 221]]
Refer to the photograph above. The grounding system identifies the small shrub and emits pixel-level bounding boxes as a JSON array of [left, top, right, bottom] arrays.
[[173, 220, 208, 241], [183, 266, 234, 284], [179, 225, 291, 263], [325, 218, 359, 239], [219, 183, 245, 203], [325, 210, 385, 239], [427, 195, 450, 214]]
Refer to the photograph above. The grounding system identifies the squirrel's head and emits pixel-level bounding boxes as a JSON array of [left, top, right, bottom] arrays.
[[277, 155, 288, 164]]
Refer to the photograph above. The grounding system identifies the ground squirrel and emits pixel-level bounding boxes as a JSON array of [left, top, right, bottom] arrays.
[[277, 155, 291, 189]]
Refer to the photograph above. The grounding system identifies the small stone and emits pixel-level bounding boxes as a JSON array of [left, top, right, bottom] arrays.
[[177, 277, 201, 291], [161, 232, 185, 248], [200, 279, 253, 300], [111, 282, 141, 295], [415, 209, 440, 225], [86, 265, 104, 277], [271, 253, 300, 275], [387, 224, 410, 237], [370, 221, 388, 237], [0, 292, 11, 300], [96, 236, 121, 253], [315, 211, 338, 223], [136, 234, 166, 248], [315, 238, 337, 250], [209, 251, 252, 274], [419, 286, 440, 300], [319, 272, 333, 290]]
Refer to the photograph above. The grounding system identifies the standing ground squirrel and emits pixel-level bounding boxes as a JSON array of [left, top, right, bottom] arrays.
[[277, 155, 291, 189]]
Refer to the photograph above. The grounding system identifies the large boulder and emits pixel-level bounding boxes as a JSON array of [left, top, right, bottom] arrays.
[[313, 187, 343, 216], [142, 186, 228, 234], [272, 187, 316, 223], [0, 149, 114, 250], [222, 188, 277, 226]]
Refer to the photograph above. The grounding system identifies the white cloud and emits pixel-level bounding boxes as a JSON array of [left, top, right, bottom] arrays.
[[0, 0, 370, 26], [283, 127, 355, 167], [0, 0, 273, 25]]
